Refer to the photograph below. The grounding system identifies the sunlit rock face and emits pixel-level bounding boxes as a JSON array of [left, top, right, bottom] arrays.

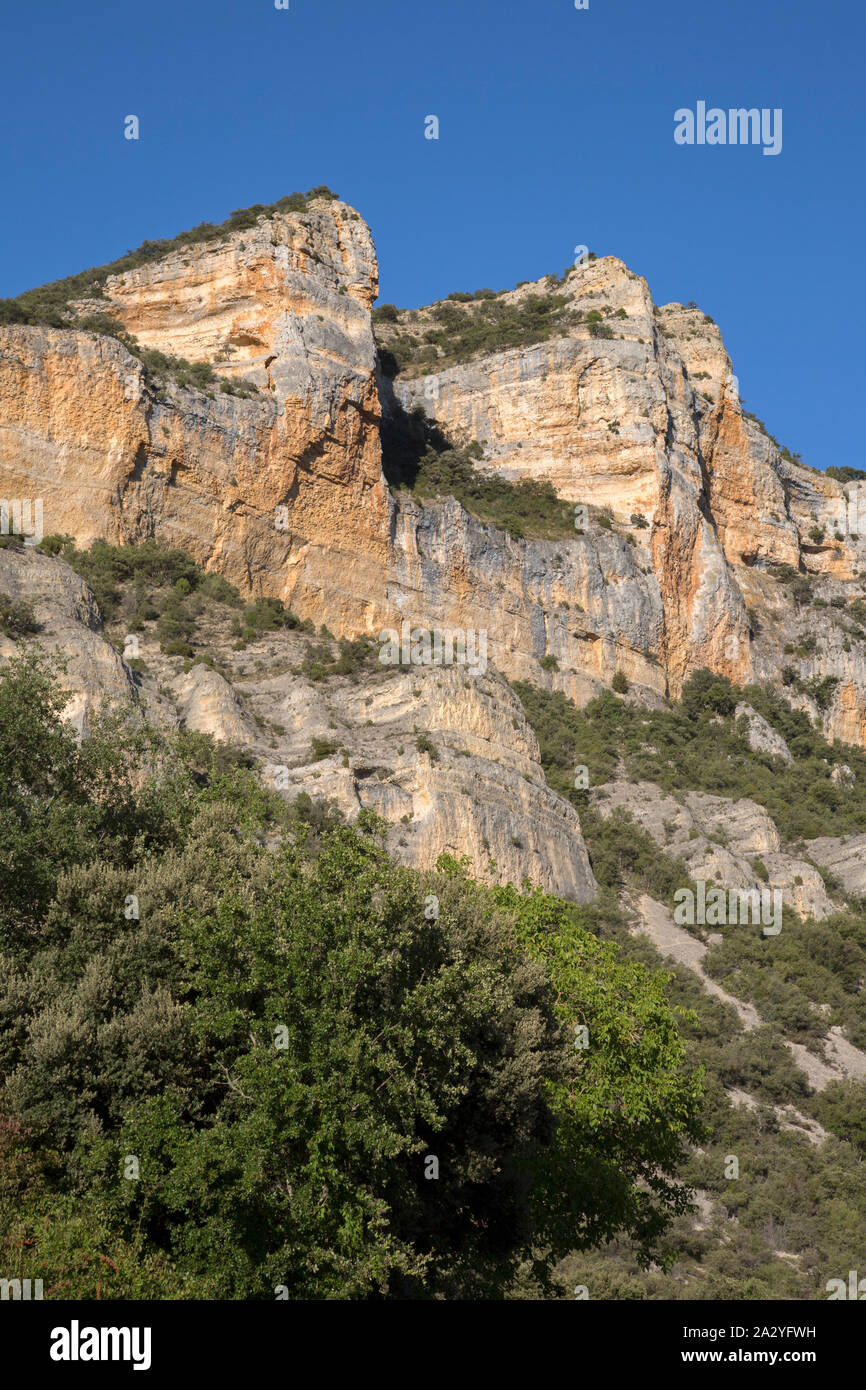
[[387, 258, 866, 729], [3, 209, 866, 745], [0, 198, 391, 630]]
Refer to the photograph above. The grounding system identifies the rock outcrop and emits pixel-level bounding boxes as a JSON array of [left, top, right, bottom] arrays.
[[5, 203, 866, 742], [594, 779, 834, 920], [383, 259, 866, 736], [0, 545, 596, 903], [0, 546, 138, 734], [803, 832, 866, 897], [735, 702, 793, 762], [0, 197, 391, 632]]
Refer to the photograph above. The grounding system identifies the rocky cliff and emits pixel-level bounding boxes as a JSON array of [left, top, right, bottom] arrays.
[[4, 202, 866, 743], [4, 201, 866, 1302], [381, 259, 866, 737], [3, 195, 866, 900], [0, 196, 391, 631]]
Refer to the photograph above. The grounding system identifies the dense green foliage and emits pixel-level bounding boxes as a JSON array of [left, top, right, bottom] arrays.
[[0, 654, 703, 1298], [703, 912, 866, 1049], [826, 466, 866, 483], [36, 535, 246, 663], [563, 929, 866, 1299], [33, 536, 389, 683], [294, 634, 383, 682]]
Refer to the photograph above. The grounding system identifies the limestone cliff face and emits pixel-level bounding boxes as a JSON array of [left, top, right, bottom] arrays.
[[0, 198, 391, 629], [84, 198, 379, 370], [3, 206, 866, 746], [383, 492, 668, 705], [0, 547, 596, 904], [386, 259, 866, 734], [387, 264, 760, 699]]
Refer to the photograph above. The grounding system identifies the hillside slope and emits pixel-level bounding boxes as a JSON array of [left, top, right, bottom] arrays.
[[2, 199, 866, 1299]]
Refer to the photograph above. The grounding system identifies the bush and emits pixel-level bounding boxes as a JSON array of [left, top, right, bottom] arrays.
[[680, 669, 736, 717], [310, 737, 337, 761], [198, 572, 242, 605], [811, 1080, 866, 1154], [243, 596, 287, 632], [0, 594, 41, 639], [611, 671, 629, 694], [161, 639, 195, 658]]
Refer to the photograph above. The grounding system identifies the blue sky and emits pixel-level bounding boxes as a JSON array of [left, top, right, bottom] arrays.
[[1, 0, 863, 470]]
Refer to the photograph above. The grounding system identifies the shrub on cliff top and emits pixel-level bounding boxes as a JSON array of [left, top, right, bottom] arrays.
[[375, 290, 572, 377], [0, 189, 339, 330]]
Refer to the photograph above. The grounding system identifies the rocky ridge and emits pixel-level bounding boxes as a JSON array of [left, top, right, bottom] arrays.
[[3, 201, 866, 743]]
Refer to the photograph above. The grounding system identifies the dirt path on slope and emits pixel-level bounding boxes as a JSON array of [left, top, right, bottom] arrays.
[[632, 894, 866, 1091]]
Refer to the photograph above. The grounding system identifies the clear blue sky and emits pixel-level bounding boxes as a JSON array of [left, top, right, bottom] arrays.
[[1, 0, 863, 471]]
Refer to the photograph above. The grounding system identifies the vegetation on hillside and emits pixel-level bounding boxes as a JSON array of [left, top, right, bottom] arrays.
[[375, 287, 579, 377], [390, 442, 577, 541], [35, 535, 319, 667], [512, 667, 866, 843], [826, 465, 866, 483], [513, 666, 866, 1046], [0, 653, 703, 1298], [513, 670, 866, 1297]]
